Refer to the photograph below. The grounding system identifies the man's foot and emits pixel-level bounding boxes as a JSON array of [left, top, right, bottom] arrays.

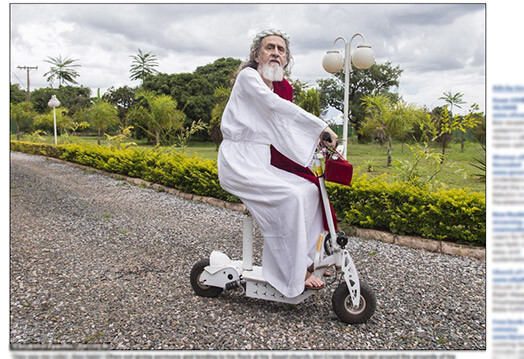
[[305, 271, 324, 290]]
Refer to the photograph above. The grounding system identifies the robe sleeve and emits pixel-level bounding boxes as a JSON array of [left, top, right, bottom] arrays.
[[236, 68, 327, 167]]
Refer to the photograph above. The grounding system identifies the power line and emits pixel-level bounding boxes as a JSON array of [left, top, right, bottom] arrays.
[[11, 71, 26, 90]]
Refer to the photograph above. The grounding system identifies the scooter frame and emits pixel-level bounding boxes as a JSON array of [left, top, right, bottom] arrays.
[[190, 146, 376, 324]]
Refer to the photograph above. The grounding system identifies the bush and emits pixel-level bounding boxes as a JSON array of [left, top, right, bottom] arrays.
[[11, 140, 485, 246], [327, 176, 485, 246]]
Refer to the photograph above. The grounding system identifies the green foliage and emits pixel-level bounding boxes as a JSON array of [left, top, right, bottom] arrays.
[[105, 126, 137, 149], [318, 61, 403, 139], [86, 100, 120, 144], [418, 104, 481, 161], [11, 140, 485, 245], [10, 102, 35, 137], [361, 95, 421, 166], [470, 144, 486, 182], [33, 107, 73, 135], [30, 86, 92, 115], [172, 119, 207, 151], [297, 87, 321, 117], [327, 176, 485, 246], [142, 57, 240, 132], [208, 86, 231, 150], [143, 72, 214, 127], [129, 49, 159, 83], [22, 130, 47, 143], [102, 85, 137, 125], [43, 55, 81, 87], [132, 90, 185, 146], [10, 83, 27, 104], [392, 143, 444, 187], [193, 57, 242, 89]]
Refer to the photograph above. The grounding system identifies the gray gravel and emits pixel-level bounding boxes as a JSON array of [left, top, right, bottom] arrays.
[[10, 151, 486, 350]]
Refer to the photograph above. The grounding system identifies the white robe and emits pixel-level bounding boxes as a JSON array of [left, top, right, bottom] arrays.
[[217, 67, 328, 298]]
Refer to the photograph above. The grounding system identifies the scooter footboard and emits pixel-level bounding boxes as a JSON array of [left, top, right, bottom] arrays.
[[243, 267, 314, 304]]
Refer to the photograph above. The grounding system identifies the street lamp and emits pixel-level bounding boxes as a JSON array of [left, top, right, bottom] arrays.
[[322, 33, 375, 159], [47, 95, 60, 145]]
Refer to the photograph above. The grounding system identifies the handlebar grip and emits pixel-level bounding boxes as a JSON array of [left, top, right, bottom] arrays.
[[322, 132, 332, 143]]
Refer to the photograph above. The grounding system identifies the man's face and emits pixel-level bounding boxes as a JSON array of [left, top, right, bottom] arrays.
[[256, 35, 287, 69]]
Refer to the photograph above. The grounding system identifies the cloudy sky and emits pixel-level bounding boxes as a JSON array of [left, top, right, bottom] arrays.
[[10, 3, 486, 116]]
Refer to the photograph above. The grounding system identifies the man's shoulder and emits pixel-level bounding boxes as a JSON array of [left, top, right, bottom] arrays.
[[238, 67, 258, 80]]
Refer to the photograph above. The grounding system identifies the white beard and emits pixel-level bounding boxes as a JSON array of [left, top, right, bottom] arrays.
[[259, 61, 284, 82]]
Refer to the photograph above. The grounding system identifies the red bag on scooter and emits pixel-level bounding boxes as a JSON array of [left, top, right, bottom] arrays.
[[324, 150, 353, 186]]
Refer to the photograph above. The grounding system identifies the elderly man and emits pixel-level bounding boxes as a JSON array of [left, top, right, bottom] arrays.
[[217, 29, 337, 298]]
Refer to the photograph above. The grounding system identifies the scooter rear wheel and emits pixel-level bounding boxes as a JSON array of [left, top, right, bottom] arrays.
[[190, 259, 223, 298], [332, 280, 376, 324]]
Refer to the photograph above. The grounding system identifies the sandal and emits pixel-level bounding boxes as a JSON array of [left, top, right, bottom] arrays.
[[307, 264, 332, 277], [305, 271, 324, 290]]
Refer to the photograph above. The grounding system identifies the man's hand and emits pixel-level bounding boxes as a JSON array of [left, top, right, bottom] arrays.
[[320, 127, 338, 149]]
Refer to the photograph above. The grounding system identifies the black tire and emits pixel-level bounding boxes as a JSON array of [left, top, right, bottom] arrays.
[[332, 280, 376, 324], [190, 259, 223, 298]]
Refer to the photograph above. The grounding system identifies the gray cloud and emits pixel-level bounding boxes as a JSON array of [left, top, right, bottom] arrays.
[[10, 3, 485, 113]]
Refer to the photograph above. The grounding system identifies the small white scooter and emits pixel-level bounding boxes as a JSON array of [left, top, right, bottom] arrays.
[[190, 136, 376, 324]]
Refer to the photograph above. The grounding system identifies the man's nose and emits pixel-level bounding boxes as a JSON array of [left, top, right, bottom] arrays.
[[269, 48, 280, 56]]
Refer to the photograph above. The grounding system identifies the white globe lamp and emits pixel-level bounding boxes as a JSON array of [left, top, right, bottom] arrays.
[[322, 50, 344, 73]]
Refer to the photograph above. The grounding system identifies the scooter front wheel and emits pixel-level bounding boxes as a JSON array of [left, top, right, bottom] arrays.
[[190, 259, 223, 298], [332, 280, 376, 324]]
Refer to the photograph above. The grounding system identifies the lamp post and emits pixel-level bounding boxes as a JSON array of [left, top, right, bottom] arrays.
[[322, 33, 375, 159], [47, 95, 60, 145]]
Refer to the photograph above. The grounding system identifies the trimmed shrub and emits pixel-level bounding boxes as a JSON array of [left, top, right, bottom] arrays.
[[11, 140, 485, 245]]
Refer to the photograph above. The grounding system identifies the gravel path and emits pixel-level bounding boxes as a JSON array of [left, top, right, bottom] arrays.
[[10, 152, 486, 350]]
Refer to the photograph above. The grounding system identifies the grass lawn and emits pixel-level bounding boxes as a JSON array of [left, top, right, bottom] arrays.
[[11, 134, 486, 193]]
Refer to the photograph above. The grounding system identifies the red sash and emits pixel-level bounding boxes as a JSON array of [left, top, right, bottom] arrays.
[[271, 79, 337, 231]]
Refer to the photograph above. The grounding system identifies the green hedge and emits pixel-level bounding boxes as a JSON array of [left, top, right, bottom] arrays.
[[11, 141, 485, 246]]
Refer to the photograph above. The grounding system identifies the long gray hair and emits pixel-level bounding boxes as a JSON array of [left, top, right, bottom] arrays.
[[239, 29, 293, 72]]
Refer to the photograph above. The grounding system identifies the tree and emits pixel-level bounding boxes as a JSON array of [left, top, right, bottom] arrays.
[[361, 94, 420, 166], [142, 58, 241, 138], [87, 100, 119, 145], [128, 90, 185, 146], [439, 91, 465, 117], [288, 78, 309, 104], [33, 107, 73, 136], [102, 85, 137, 125], [439, 91, 467, 151], [193, 57, 242, 89], [10, 83, 27, 104], [418, 104, 481, 162], [209, 86, 231, 150], [43, 55, 81, 87], [297, 88, 321, 117], [318, 61, 403, 141], [143, 72, 214, 128], [129, 49, 159, 83], [30, 86, 91, 115], [10, 102, 35, 139]]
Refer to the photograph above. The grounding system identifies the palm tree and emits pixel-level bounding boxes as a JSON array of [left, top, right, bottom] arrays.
[[43, 55, 81, 87], [439, 91, 466, 116], [361, 95, 419, 166], [129, 49, 159, 83], [439, 91, 467, 151], [88, 100, 119, 145]]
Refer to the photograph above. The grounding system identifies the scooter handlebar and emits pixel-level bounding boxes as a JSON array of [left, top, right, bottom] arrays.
[[322, 132, 332, 143]]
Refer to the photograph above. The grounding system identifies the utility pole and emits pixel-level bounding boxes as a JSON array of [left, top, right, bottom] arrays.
[[17, 66, 38, 106]]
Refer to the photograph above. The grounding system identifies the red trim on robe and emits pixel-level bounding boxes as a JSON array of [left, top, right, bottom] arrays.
[[271, 79, 338, 231]]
